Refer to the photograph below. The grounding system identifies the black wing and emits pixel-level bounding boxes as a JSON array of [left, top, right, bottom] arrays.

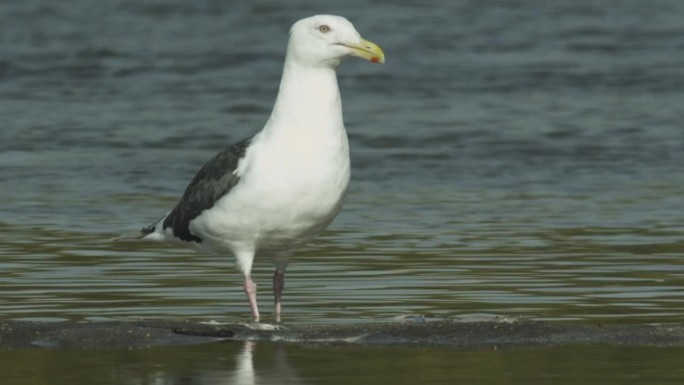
[[162, 137, 251, 242]]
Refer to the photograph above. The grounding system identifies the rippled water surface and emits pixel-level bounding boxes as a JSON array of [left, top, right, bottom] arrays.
[[2, 0, 684, 383]]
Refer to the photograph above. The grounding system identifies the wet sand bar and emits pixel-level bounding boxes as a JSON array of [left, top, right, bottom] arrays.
[[2, 319, 684, 350]]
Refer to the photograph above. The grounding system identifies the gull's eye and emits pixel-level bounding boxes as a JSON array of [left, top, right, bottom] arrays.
[[318, 25, 330, 33]]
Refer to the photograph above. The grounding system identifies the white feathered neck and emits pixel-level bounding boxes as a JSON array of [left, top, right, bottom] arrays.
[[262, 54, 344, 141]]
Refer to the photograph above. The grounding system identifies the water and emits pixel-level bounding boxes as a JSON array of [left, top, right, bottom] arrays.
[[2, 342, 684, 385], [2, 0, 684, 383]]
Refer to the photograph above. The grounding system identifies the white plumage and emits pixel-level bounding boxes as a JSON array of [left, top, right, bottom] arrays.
[[125, 15, 384, 322]]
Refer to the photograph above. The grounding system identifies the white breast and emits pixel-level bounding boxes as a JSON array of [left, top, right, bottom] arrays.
[[189, 122, 350, 257]]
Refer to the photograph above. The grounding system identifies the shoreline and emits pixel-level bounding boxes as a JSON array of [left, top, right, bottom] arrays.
[[2, 319, 684, 350]]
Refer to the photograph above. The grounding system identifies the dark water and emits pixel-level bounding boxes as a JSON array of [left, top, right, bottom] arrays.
[[2, 0, 684, 383], [2, 341, 684, 385]]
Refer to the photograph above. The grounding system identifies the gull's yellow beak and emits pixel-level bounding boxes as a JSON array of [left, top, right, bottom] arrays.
[[345, 38, 385, 64]]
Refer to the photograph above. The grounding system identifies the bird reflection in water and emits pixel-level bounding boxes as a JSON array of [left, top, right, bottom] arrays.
[[230, 340, 305, 385], [115, 340, 305, 385]]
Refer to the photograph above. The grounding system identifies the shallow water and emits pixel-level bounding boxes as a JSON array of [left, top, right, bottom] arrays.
[[2, 0, 684, 383], [1, 341, 684, 385]]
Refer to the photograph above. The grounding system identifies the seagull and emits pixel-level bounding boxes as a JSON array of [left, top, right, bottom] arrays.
[[120, 15, 384, 322]]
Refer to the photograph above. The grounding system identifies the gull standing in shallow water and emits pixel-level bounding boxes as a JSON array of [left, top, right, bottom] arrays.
[[119, 15, 384, 322]]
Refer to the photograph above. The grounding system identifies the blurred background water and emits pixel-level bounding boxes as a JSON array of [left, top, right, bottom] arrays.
[[2, 1, 684, 383], [1, 0, 684, 325]]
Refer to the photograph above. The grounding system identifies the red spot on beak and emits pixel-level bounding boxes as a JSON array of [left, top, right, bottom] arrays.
[[371, 57, 379, 63]]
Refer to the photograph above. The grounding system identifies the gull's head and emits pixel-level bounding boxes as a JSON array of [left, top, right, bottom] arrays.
[[287, 15, 385, 68]]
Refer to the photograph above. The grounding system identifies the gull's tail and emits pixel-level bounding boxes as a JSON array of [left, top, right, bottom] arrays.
[[112, 215, 164, 242], [112, 227, 155, 242]]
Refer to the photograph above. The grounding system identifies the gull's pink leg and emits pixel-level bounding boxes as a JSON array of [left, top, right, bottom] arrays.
[[244, 276, 260, 322], [273, 271, 285, 323]]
